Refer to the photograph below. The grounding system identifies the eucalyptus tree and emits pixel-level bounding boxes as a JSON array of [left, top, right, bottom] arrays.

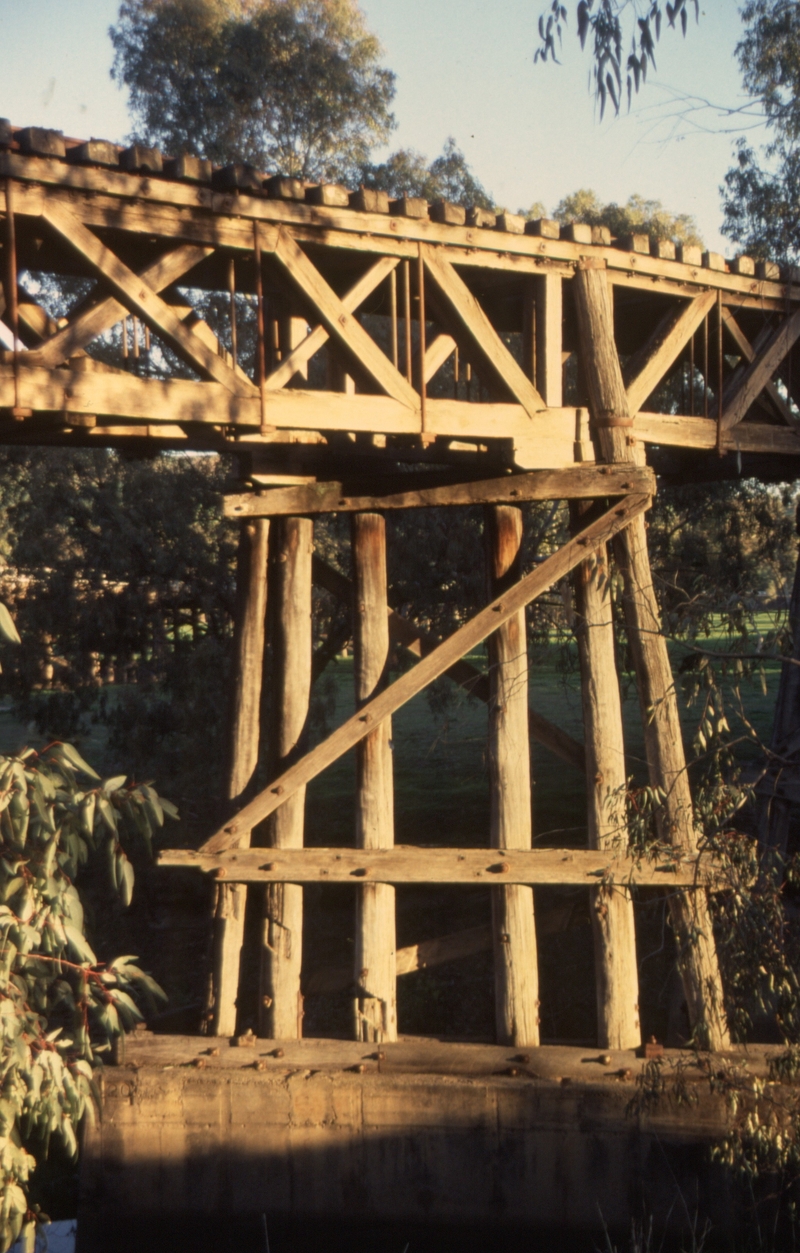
[[110, 0, 396, 180]]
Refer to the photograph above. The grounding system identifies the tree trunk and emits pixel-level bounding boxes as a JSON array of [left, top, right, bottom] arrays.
[[485, 505, 540, 1048], [573, 260, 730, 1051], [352, 513, 397, 1042], [260, 516, 313, 1039]]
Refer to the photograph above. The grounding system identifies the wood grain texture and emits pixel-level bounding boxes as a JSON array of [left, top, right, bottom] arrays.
[[196, 492, 650, 854], [421, 243, 547, 416], [26, 244, 213, 369], [41, 203, 257, 396], [311, 555, 586, 772], [571, 504, 640, 1050], [535, 273, 563, 407], [208, 518, 270, 1039], [264, 256, 399, 391], [722, 306, 800, 431], [224, 465, 654, 517], [272, 228, 418, 410], [573, 260, 730, 1052], [352, 513, 397, 1043], [624, 290, 717, 416], [160, 845, 729, 888], [260, 517, 313, 1039], [486, 505, 539, 1047]]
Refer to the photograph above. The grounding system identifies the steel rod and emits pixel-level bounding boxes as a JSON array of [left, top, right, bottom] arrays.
[[253, 222, 268, 436], [228, 258, 238, 371]]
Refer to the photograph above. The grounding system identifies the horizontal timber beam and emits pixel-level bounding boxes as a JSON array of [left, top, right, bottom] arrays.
[[2, 365, 800, 458], [224, 465, 655, 516], [199, 491, 650, 854], [159, 844, 728, 889]]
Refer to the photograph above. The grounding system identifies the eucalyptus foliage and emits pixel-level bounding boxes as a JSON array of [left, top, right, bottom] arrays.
[[0, 739, 173, 1251], [534, 0, 700, 116], [110, 0, 396, 181]]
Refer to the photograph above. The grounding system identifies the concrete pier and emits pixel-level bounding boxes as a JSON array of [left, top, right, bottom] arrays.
[[76, 1035, 759, 1252]]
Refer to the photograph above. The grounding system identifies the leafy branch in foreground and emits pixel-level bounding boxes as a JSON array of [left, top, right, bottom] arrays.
[[534, 0, 701, 117], [0, 740, 174, 1251]]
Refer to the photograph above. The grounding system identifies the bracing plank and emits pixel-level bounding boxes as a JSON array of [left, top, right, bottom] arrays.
[[311, 554, 586, 771], [265, 256, 399, 391], [41, 203, 258, 396], [197, 492, 650, 854], [421, 244, 547, 416], [722, 309, 797, 428], [624, 290, 717, 415], [272, 228, 418, 410], [25, 244, 214, 369], [304, 924, 494, 995], [159, 844, 728, 889], [722, 306, 800, 431]]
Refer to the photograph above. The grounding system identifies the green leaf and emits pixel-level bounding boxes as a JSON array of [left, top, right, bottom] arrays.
[[97, 795, 118, 835], [0, 602, 21, 646], [103, 775, 127, 794], [64, 924, 97, 966], [120, 857, 134, 908], [52, 743, 101, 781]]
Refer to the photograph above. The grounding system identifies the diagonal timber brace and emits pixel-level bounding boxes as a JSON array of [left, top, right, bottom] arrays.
[[420, 244, 547, 416], [41, 203, 258, 397], [265, 256, 399, 390], [271, 228, 418, 410], [25, 244, 214, 369], [195, 490, 651, 855], [624, 289, 717, 416], [311, 553, 587, 773], [722, 305, 800, 432]]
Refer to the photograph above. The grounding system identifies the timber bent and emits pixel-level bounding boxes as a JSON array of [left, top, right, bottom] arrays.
[[0, 119, 794, 1063]]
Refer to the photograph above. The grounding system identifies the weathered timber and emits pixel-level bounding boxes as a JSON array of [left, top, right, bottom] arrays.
[[423, 333, 457, 383], [573, 259, 730, 1051], [305, 924, 494, 995], [722, 306, 800, 431], [758, 519, 800, 857], [624, 290, 717, 415], [25, 244, 214, 369], [195, 492, 650, 856], [571, 503, 640, 1050], [722, 309, 799, 429], [310, 555, 586, 772], [260, 517, 313, 1039], [420, 243, 547, 416], [271, 228, 418, 410], [534, 272, 563, 406], [3, 362, 799, 458], [208, 518, 269, 1038], [159, 845, 729, 888], [41, 203, 259, 397], [264, 257, 399, 391], [486, 505, 539, 1048], [224, 465, 655, 517], [352, 513, 397, 1043]]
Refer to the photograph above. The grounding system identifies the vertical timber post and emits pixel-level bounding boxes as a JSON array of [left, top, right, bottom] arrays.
[[570, 506, 641, 1049], [573, 258, 730, 1050], [534, 273, 563, 407], [352, 513, 398, 1042], [260, 516, 313, 1039], [208, 517, 269, 1038], [486, 505, 540, 1048]]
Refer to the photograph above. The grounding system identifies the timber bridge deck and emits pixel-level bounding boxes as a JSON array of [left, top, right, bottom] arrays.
[[2, 120, 799, 1248]]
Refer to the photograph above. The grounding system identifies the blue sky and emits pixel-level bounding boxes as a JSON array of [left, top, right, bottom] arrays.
[[0, 1, 753, 251]]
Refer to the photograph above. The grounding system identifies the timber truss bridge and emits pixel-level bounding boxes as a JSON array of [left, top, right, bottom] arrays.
[[2, 120, 800, 1057]]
